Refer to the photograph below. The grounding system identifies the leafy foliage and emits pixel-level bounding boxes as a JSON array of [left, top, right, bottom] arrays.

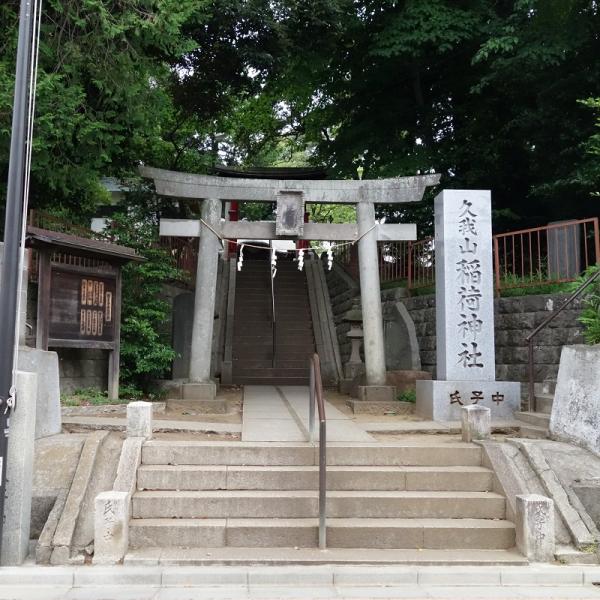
[[574, 265, 600, 345], [107, 190, 182, 393]]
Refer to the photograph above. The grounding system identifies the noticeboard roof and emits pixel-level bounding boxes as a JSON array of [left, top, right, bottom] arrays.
[[26, 226, 144, 263]]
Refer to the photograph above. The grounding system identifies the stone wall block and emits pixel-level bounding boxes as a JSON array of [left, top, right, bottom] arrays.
[[515, 494, 555, 562], [126, 401, 153, 439]]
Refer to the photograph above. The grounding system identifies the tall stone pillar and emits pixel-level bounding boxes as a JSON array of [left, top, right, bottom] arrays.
[[185, 197, 221, 400], [356, 201, 394, 401]]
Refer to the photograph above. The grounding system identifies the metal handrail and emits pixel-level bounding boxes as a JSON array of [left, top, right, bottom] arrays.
[[525, 267, 600, 411], [270, 243, 276, 368], [309, 353, 327, 549]]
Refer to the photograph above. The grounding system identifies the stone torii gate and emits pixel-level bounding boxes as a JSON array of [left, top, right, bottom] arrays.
[[140, 166, 440, 401]]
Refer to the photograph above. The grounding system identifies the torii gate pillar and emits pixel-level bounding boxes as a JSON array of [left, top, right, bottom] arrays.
[[357, 201, 388, 394], [183, 197, 221, 401]]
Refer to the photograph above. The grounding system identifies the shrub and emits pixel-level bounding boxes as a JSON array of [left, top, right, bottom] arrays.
[[397, 389, 416, 403], [108, 193, 182, 394], [574, 265, 600, 345]]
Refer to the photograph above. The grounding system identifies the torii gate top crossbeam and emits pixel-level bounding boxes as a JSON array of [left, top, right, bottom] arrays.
[[140, 166, 440, 205]]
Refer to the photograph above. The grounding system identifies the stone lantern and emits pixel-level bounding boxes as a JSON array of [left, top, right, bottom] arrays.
[[344, 308, 364, 380]]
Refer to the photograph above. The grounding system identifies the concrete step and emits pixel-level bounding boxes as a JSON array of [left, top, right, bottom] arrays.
[[232, 360, 307, 369], [131, 490, 505, 519], [128, 517, 515, 549], [231, 376, 310, 386], [137, 465, 494, 492], [514, 412, 551, 428], [233, 351, 313, 363], [124, 546, 528, 565], [141, 441, 483, 467], [518, 424, 549, 439], [534, 393, 554, 414], [234, 323, 312, 333], [233, 368, 309, 378]]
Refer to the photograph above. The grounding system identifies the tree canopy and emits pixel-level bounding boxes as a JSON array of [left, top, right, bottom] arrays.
[[1, 0, 599, 230]]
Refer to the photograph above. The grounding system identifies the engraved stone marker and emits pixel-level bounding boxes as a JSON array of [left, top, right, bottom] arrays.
[[515, 494, 555, 562], [435, 189, 495, 381], [416, 190, 520, 421], [93, 491, 130, 564]]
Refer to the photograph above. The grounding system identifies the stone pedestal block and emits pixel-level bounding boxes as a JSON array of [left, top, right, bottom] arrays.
[[17, 346, 61, 439], [93, 491, 130, 564], [416, 379, 520, 421], [357, 385, 396, 403], [461, 405, 491, 442], [126, 401, 152, 439], [515, 494, 555, 562], [182, 381, 217, 401], [1, 371, 37, 565]]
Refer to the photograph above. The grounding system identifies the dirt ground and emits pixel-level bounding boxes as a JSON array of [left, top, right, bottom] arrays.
[[323, 388, 422, 422]]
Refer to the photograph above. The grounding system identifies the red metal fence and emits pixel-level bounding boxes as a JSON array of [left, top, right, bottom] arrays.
[[336, 218, 599, 294], [493, 218, 599, 292], [159, 236, 198, 283]]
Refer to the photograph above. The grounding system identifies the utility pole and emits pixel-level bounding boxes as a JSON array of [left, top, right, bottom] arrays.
[[0, 0, 40, 556]]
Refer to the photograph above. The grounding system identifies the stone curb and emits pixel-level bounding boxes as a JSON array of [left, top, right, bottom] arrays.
[[62, 416, 242, 435], [61, 403, 166, 417], [1, 565, 599, 587], [50, 431, 109, 564], [508, 439, 597, 549]]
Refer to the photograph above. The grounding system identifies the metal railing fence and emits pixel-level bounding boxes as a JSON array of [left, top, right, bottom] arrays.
[[493, 218, 599, 292]]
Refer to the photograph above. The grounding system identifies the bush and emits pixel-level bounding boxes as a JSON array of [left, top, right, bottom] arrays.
[[573, 265, 600, 345], [108, 192, 182, 394], [397, 389, 416, 403]]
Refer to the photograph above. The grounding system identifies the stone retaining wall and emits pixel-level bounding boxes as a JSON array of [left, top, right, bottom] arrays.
[[324, 264, 359, 365], [404, 293, 584, 383], [325, 266, 585, 385], [57, 348, 109, 394]]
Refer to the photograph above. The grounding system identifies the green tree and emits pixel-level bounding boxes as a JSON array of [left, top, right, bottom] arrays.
[[107, 189, 182, 394]]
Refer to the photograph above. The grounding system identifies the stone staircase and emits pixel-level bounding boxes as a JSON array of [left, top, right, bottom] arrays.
[[232, 258, 315, 386], [516, 381, 555, 439], [127, 440, 518, 558]]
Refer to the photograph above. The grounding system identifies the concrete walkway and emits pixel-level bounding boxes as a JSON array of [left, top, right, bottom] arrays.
[[3, 565, 600, 599], [242, 386, 374, 443]]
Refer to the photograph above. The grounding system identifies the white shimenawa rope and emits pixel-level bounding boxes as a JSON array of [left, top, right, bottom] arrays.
[[198, 218, 378, 253]]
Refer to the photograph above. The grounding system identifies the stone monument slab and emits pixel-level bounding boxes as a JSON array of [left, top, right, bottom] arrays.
[[434, 189, 495, 381], [416, 189, 521, 421]]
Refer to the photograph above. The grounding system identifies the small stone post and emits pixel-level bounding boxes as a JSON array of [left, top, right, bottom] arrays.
[[1, 370, 37, 565], [515, 494, 555, 562], [93, 491, 130, 564], [126, 401, 152, 439], [461, 405, 491, 442], [185, 197, 222, 400]]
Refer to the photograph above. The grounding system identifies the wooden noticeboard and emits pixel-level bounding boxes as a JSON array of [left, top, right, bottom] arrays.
[[27, 227, 143, 399]]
